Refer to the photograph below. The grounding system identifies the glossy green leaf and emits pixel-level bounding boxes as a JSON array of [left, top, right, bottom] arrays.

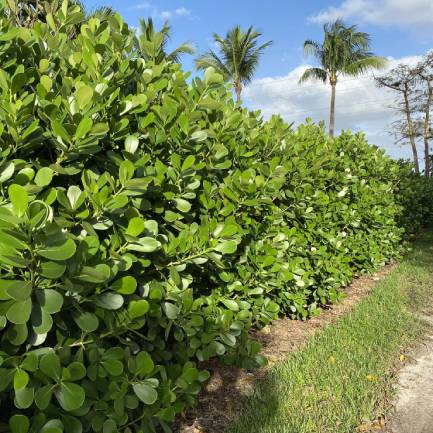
[[0, 161, 14, 183], [67, 186, 85, 210], [128, 300, 149, 319], [94, 293, 124, 310], [190, 131, 207, 142], [126, 237, 160, 253], [75, 85, 93, 109], [119, 160, 134, 185], [136, 352, 154, 376], [20, 354, 38, 372], [40, 353, 61, 380], [132, 383, 158, 405], [101, 359, 123, 376], [36, 289, 63, 314], [62, 416, 82, 433], [214, 240, 238, 254], [174, 198, 191, 213], [55, 382, 85, 411], [35, 167, 54, 187], [76, 264, 110, 283], [102, 420, 117, 433], [35, 384, 53, 410], [7, 299, 32, 324], [40, 75, 52, 92], [124, 135, 139, 154], [4, 280, 32, 301], [39, 261, 66, 279], [126, 217, 145, 237], [38, 239, 76, 261], [112, 276, 137, 295], [73, 312, 99, 332], [64, 362, 86, 381], [221, 299, 239, 312], [15, 387, 34, 409], [182, 155, 195, 171], [31, 307, 52, 335], [9, 414, 30, 433], [75, 117, 93, 140], [8, 184, 28, 217], [39, 59, 50, 73], [163, 302, 180, 320], [14, 369, 29, 390], [7, 323, 28, 345]]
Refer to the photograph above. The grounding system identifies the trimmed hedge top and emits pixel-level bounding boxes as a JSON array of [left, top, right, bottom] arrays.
[[0, 2, 432, 433]]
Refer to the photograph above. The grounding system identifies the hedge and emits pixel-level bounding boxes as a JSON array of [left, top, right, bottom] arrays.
[[0, 3, 431, 433]]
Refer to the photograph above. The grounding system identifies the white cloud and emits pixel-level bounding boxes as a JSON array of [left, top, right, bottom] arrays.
[[175, 7, 191, 17], [159, 10, 172, 20], [310, 0, 433, 34], [133, 3, 193, 21], [135, 2, 151, 9], [243, 56, 423, 160]]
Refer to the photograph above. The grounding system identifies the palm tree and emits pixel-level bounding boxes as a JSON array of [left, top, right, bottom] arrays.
[[68, 1, 114, 38], [299, 20, 386, 137], [71, 0, 114, 20], [195, 26, 273, 103], [135, 18, 195, 64]]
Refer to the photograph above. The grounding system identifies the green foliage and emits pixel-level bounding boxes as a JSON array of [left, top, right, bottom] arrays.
[[0, 3, 431, 433], [395, 161, 433, 236]]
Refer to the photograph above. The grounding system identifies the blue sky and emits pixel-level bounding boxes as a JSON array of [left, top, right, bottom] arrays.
[[84, 0, 433, 161]]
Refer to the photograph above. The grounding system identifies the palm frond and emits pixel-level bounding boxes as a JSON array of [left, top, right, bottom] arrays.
[[195, 51, 231, 79], [343, 56, 387, 76], [303, 39, 323, 59], [299, 67, 328, 84], [88, 6, 114, 20], [168, 42, 196, 63]]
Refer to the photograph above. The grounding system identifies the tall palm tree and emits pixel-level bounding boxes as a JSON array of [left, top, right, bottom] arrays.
[[135, 18, 195, 64], [195, 26, 273, 103], [299, 20, 386, 137]]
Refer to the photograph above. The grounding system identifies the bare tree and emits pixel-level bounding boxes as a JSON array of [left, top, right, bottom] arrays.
[[376, 65, 420, 173], [414, 52, 433, 176]]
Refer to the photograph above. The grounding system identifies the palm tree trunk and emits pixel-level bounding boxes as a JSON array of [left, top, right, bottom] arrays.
[[234, 79, 242, 104], [403, 88, 420, 174], [329, 79, 337, 137]]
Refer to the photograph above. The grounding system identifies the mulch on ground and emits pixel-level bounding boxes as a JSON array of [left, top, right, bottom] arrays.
[[177, 263, 397, 433]]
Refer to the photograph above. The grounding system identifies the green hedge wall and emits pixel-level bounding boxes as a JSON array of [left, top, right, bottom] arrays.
[[0, 4, 431, 433]]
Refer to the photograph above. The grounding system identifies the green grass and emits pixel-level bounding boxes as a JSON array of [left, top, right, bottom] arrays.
[[227, 230, 433, 433]]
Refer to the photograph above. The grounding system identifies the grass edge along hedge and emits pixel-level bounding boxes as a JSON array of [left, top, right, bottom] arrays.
[[227, 230, 433, 433], [0, 3, 432, 433]]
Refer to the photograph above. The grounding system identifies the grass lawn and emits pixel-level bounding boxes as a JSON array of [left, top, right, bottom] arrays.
[[227, 230, 433, 433]]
